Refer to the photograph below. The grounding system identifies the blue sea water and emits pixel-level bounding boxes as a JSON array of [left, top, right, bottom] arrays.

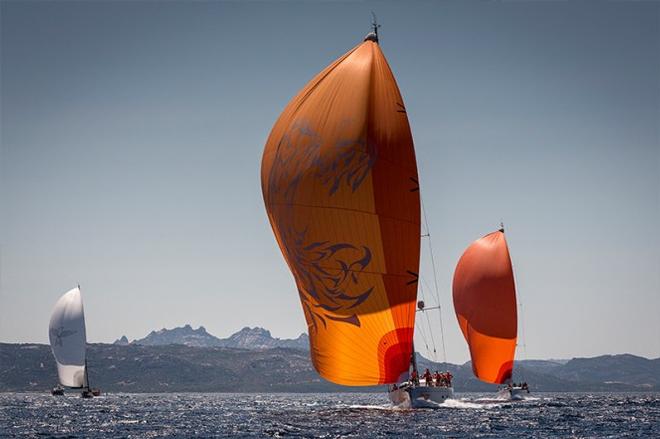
[[0, 392, 658, 438]]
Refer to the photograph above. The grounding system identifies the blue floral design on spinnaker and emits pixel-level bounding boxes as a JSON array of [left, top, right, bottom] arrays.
[[49, 327, 77, 347], [268, 120, 376, 202], [268, 121, 378, 331], [285, 228, 374, 330]]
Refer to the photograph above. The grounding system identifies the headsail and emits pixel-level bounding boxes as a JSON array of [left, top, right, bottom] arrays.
[[261, 33, 421, 386], [48, 287, 88, 388], [452, 230, 517, 384]]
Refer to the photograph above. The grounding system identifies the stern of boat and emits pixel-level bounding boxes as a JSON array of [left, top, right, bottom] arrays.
[[51, 387, 64, 396], [388, 384, 454, 408], [497, 386, 529, 400]]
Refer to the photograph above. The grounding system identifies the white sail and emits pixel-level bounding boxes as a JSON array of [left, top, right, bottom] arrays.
[[48, 287, 87, 388]]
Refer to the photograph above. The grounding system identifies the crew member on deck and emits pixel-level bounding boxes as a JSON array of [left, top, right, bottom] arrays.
[[423, 368, 433, 386]]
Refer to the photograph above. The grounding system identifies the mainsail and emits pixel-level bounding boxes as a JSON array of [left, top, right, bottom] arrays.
[[452, 229, 518, 384], [48, 287, 88, 388], [261, 31, 421, 386]]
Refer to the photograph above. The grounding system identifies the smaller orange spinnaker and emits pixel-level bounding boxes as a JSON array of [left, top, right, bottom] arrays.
[[452, 229, 518, 384]]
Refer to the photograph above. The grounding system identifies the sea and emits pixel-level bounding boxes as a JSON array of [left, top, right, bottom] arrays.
[[0, 392, 658, 438]]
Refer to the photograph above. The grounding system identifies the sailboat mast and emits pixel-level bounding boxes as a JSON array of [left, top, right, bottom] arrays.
[[502, 223, 528, 382], [411, 342, 419, 376], [425, 207, 447, 363], [79, 283, 90, 390], [84, 357, 90, 390], [371, 12, 380, 40]]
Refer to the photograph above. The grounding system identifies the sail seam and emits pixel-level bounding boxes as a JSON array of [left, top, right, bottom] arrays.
[[266, 201, 420, 227], [294, 259, 417, 278]]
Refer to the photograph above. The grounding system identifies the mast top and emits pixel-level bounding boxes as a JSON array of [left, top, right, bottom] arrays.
[[364, 12, 380, 43], [499, 222, 505, 233]]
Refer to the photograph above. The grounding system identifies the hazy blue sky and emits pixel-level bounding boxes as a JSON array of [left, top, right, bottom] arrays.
[[1, 0, 658, 363]]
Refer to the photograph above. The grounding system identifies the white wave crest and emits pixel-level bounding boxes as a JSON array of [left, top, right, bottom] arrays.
[[440, 398, 502, 409], [346, 404, 400, 411]]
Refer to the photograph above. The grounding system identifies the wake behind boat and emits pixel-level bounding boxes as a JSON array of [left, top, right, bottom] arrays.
[[48, 285, 101, 398]]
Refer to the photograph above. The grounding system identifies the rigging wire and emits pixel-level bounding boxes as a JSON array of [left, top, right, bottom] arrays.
[[417, 279, 433, 359], [508, 226, 528, 382], [519, 302, 528, 383], [517, 291, 528, 382], [418, 279, 438, 362], [519, 303, 528, 359], [423, 310, 438, 360], [419, 276, 438, 361], [421, 198, 448, 363], [417, 317, 432, 358]]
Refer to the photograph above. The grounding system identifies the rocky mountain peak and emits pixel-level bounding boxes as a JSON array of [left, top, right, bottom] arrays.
[[130, 325, 309, 350], [132, 324, 222, 348], [113, 335, 129, 345]]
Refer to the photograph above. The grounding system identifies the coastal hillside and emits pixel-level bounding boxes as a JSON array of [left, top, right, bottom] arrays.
[[1, 341, 657, 393], [0, 343, 355, 393]]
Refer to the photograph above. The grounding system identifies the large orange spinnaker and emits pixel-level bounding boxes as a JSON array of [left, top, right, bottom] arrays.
[[452, 229, 518, 384], [261, 33, 420, 386]]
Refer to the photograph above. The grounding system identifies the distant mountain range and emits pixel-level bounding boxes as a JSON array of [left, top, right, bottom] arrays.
[[114, 325, 309, 350], [414, 354, 660, 392], [1, 326, 658, 393]]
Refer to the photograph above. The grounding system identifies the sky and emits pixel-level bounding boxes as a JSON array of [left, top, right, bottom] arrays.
[[1, 0, 658, 364]]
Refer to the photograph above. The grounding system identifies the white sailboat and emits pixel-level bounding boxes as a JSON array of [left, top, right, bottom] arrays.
[[48, 285, 100, 397]]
